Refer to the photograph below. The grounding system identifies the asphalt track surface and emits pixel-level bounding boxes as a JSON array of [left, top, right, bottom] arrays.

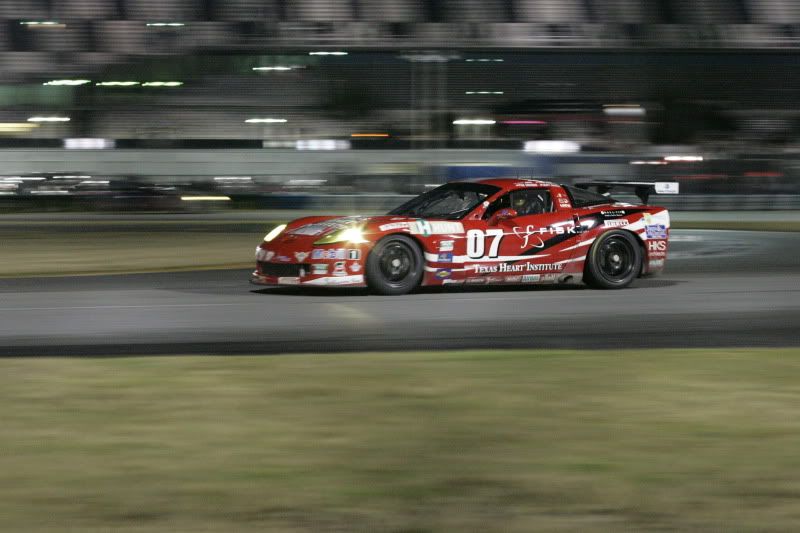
[[1, 230, 798, 356]]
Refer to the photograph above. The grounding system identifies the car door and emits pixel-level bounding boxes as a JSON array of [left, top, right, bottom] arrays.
[[461, 187, 581, 282]]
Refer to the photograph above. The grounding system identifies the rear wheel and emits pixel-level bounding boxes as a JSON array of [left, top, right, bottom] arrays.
[[584, 230, 641, 289], [366, 235, 424, 295]]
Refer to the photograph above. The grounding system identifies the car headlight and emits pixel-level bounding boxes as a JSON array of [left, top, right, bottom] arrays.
[[314, 226, 368, 245], [263, 224, 287, 242]]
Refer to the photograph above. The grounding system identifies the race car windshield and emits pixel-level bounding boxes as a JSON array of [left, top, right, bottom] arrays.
[[388, 183, 500, 220]]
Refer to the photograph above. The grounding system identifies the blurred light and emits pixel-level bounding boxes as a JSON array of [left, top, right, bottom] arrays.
[[245, 118, 287, 124], [0, 123, 39, 133], [465, 91, 504, 95], [453, 119, 496, 125], [252, 66, 294, 71], [465, 58, 504, 62], [214, 176, 252, 181], [20, 21, 66, 28], [664, 155, 703, 162], [630, 160, 668, 165], [146, 22, 185, 27], [79, 180, 110, 185], [308, 51, 348, 56], [54, 175, 90, 179], [603, 105, 646, 117], [401, 54, 454, 62], [524, 140, 581, 153], [96, 81, 140, 87], [296, 139, 350, 150], [28, 116, 70, 122], [351, 133, 389, 138], [263, 141, 295, 148], [31, 190, 70, 195], [43, 79, 91, 86], [64, 138, 115, 149], [180, 196, 231, 201], [501, 120, 547, 125], [142, 81, 183, 87], [287, 179, 327, 186]]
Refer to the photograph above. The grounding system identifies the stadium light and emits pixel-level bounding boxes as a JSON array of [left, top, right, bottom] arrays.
[[142, 82, 183, 87], [96, 81, 140, 87], [452, 119, 496, 125], [245, 118, 287, 124], [27, 116, 70, 123], [523, 140, 581, 153], [43, 79, 91, 86]]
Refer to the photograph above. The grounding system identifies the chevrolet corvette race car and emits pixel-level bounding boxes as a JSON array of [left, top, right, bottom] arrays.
[[252, 178, 678, 295]]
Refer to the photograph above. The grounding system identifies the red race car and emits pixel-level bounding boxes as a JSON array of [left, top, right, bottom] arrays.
[[251, 178, 678, 295]]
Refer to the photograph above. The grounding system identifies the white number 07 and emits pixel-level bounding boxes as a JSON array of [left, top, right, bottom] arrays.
[[466, 229, 504, 259]]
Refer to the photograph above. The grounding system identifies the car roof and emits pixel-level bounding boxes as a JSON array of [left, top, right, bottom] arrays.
[[466, 177, 559, 189]]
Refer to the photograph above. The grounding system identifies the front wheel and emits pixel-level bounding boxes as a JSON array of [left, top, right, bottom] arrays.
[[584, 230, 642, 289], [365, 235, 424, 295]]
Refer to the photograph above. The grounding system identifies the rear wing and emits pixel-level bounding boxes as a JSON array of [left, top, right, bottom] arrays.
[[573, 181, 679, 204]]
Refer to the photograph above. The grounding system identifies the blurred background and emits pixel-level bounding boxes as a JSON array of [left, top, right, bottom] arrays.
[[1, 0, 800, 213]]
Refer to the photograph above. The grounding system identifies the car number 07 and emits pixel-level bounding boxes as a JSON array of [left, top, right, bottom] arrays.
[[467, 229, 504, 259]]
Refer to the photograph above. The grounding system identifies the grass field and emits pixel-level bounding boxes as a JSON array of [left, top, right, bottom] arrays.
[[2, 348, 800, 532]]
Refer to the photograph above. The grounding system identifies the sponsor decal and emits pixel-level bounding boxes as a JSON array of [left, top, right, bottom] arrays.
[[333, 261, 347, 276], [277, 255, 291, 262], [485, 276, 503, 283], [311, 248, 347, 260], [645, 224, 668, 239], [312, 264, 328, 275], [415, 219, 432, 236], [465, 277, 486, 284], [379, 222, 411, 232], [304, 274, 364, 286], [471, 262, 564, 274], [603, 219, 629, 228], [543, 273, 559, 281], [439, 240, 454, 252], [648, 239, 667, 258], [348, 249, 361, 260], [437, 252, 454, 262], [434, 269, 452, 279], [294, 251, 309, 262], [643, 211, 670, 226], [649, 259, 665, 268], [350, 262, 361, 273], [278, 276, 301, 285], [521, 274, 541, 283], [512, 225, 546, 249], [601, 210, 626, 217], [506, 275, 522, 283], [410, 220, 465, 236]]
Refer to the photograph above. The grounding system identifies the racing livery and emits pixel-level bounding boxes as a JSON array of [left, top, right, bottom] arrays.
[[251, 178, 678, 295]]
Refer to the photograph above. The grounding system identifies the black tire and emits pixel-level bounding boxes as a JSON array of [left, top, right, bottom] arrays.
[[584, 230, 642, 289], [366, 234, 424, 295]]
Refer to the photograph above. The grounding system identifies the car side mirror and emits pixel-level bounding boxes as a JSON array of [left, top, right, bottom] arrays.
[[488, 208, 518, 226]]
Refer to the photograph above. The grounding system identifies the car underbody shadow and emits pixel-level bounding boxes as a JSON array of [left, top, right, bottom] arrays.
[[250, 277, 681, 297]]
